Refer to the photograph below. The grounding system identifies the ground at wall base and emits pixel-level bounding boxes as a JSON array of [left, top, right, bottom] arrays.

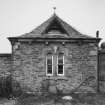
[[0, 92, 105, 105]]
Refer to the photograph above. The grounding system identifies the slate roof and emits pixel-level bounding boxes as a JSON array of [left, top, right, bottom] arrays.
[[18, 14, 95, 39]]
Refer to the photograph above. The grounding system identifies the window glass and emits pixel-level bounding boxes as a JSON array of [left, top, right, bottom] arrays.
[[46, 54, 53, 75], [57, 53, 64, 75]]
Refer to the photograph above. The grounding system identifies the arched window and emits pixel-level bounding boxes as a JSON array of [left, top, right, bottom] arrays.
[[46, 53, 53, 76], [57, 53, 64, 76]]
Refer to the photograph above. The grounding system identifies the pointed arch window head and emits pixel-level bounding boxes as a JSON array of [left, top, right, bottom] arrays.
[[57, 53, 64, 76], [46, 53, 53, 76]]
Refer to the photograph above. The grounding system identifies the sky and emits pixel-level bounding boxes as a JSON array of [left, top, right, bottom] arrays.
[[0, 0, 105, 53]]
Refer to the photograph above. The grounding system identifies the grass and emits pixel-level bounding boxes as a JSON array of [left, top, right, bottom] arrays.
[[0, 92, 105, 105], [13, 92, 105, 105], [0, 98, 15, 105]]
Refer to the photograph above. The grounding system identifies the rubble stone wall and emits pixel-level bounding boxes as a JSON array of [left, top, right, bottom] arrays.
[[12, 41, 98, 94], [0, 54, 11, 77], [99, 50, 105, 92]]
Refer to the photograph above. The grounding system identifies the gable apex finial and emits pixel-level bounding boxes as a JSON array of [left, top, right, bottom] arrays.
[[53, 7, 56, 14]]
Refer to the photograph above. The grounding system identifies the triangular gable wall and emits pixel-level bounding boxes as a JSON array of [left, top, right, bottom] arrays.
[[42, 17, 68, 35], [18, 14, 96, 39]]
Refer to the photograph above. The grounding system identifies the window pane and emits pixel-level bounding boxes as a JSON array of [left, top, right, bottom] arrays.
[[58, 53, 64, 75], [47, 59, 52, 64], [58, 59, 63, 64], [58, 54, 63, 64], [58, 65, 63, 74], [47, 65, 52, 74], [46, 55, 53, 75]]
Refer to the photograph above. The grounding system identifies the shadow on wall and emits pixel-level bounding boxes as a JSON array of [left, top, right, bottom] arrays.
[[0, 75, 22, 99]]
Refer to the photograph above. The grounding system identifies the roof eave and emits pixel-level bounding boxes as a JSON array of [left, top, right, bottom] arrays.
[[0, 53, 11, 57], [8, 36, 101, 42]]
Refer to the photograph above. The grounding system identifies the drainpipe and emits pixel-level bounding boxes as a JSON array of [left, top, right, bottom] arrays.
[[96, 30, 100, 92]]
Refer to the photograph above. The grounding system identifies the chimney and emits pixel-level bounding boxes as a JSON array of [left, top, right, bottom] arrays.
[[96, 30, 99, 38]]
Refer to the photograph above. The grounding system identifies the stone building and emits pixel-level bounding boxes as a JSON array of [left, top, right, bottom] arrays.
[[99, 43, 105, 92], [0, 13, 103, 95]]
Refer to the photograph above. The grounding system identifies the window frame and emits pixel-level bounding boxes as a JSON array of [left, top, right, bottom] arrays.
[[57, 54, 64, 76], [46, 55, 53, 76]]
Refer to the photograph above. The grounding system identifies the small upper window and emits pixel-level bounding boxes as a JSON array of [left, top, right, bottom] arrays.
[[57, 53, 64, 76], [46, 53, 53, 76]]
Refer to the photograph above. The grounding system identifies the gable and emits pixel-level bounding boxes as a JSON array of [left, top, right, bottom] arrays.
[[43, 18, 67, 33], [17, 14, 96, 39], [42, 17, 69, 38]]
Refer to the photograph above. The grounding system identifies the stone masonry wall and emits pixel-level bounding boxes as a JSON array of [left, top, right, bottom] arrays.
[[0, 54, 11, 77], [0, 54, 12, 96], [99, 50, 105, 92], [12, 41, 98, 94]]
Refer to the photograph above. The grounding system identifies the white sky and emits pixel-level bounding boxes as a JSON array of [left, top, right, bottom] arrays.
[[0, 0, 105, 53]]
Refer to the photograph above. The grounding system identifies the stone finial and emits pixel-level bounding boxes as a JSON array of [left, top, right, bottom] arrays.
[[53, 7, 56, 14]]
